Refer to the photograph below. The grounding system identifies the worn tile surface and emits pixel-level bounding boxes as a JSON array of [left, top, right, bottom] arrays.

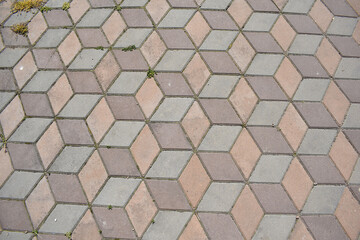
[[0, 1, 359, 239]]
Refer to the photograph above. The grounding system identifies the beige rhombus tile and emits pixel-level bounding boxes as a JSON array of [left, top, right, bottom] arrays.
[[95, 51, 120, 92], [130, 124, 160, 175], [329, 131, 358, 181], [25, 177, 55, 228], [309, 0, 333, 32], [0, 148, 13, 187], [275, 57, 302, 98], [335, 187, 360, 240], [289, 219, 314, 240], [179, 214, 208, 240], [229, 78, 258, 122], [179, 154, 210, 208], [102, 11, 126, 45], [231, 185, 264, 240], [181, 101, 210, 147], [279, 103, 308, 151], [72, 210, 102, 240], [316, 38, 341, 76], [48, 74, 73, 115], [228, 0, 252, 28], [282, 158, 313, 210], [58, 31, 81, 66], [136, 78, 163, 118], [126, 181, 157, 237], [79, 151, 108, 202], [28, 12, 47, 45], [146, 0, 170, 24], [141, 31, 166, 68], [183, 53, 210, 94], [69, 0, 90, 23], [13, 51, 37, 89], [36, 122, 64, 169], [230, 128, 261, 179], [271, 15, 296, 51], [323, 81, 350, 125], [0, 96, 24, 138], [185, 11, 210, 47], [87, 97, 114, 143], [229, 33, 255, 72]]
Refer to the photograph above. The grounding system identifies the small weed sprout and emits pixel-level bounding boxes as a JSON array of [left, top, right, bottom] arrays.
[[107, 205, 113, 210], [62, 2, 70, 10], [11, 22, 28, 36], [147, 68, 157, 79], [40, 6, 52, 12], [95, 46, 104, 50], [115, 5, 121, 11], [0, 133, 7, 152], [122, 45, 136, 52], [11, 0, 44, 13], [32, 230, 38, 236], [65, 232, 72, 239]]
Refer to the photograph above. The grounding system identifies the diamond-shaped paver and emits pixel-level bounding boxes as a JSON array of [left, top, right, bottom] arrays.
[[199, 125, 242, 151], [114, 28, 153, 48], [303, 215, 350, 240], [68, 49, 106, 70], [200, 0, 232, 9], [151, 98, 193, 122], [155, 50, 195, 72], [248, 101, 288, 126], [293, 78, 330, 101], [58, 94, 101, 118], [39, 204, 87, 234], [76, 9, 112, 27], [108, 72, 146, 94], [243, 13, 278, 32], [100, 121, 145, 147], [252, 215, 296, 240], [298, 129, 337, 154], [199, 75, 239, 98], [146, 151, 192, 178], [93, 178, 141, 206], [249, 155, 292, 183], [23, 71, 62, 92], [289, 34, 323, 55], [8, 118, 52, 143], [200, 30, 238, 51], [35, 29, 70, 48], [246, 54, 284, 75], [49, 146, 94, 173], [158, 9, 196, 28], [302, 185, 344, 214], [198, 182, 244, 212], [143, 211, 192, 240], [0, 171, 42, 199], [283, 0, 315, 13]]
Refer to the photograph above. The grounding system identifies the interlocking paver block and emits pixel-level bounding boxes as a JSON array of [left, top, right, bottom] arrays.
[[246, 54, 284, 75], [200, 0, 232, 9], [200, 213, 244, 240], [151, 123, 191, 149], [23, 71, 62, 92], [76, 9, 112, 27], [68, 49, 106, 70], [35, 29, 70, 48], [201, 11, 238, 30], [248, 101, 288, 126], [48, 174, 87, 203], [0, 200, 33, 231], [0, 171, 42, 199], [39, 204, 87, 234], [146, 151, 192, 178], [121, 8, 152, 27], [327, 17, 357, 36], [158, 9, 196, 28], [7, 143, 43, 171], [151, 98, 193, 122], [108, 72, 146, 94], [283, 0, 315, 13], [114, 28, 152, 48], [335, 58, 360, 79], [303, 215, 350, 240], [247, 77, 287, 100], [200, 31, 238, 51], [199, 75, 238, 98], [143, 211, 192, 240], [249, 155, 292, 183], [93, 178, 141, 206], [199, 125, 242, 151], [100, 121, 145, 147], [289, 34, 323, 55], [155, 50, 195, 72], [252, 215, 296, 240], [8, 118, 52, 143], [0, 48, 27, 67], [57, 119, 93, 145], [0, 231, 33, 240], [298, 129, 337, 154], [293, 78, 330, 101], [49, 146, 94, 173], [302, 185, 344, 214], [198, 182, 244, 212], [243, 13, 278, 32], [58, 94, 101, 118]]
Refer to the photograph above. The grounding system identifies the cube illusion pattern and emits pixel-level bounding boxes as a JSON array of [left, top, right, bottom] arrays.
[[0, 0, 360, 239]]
